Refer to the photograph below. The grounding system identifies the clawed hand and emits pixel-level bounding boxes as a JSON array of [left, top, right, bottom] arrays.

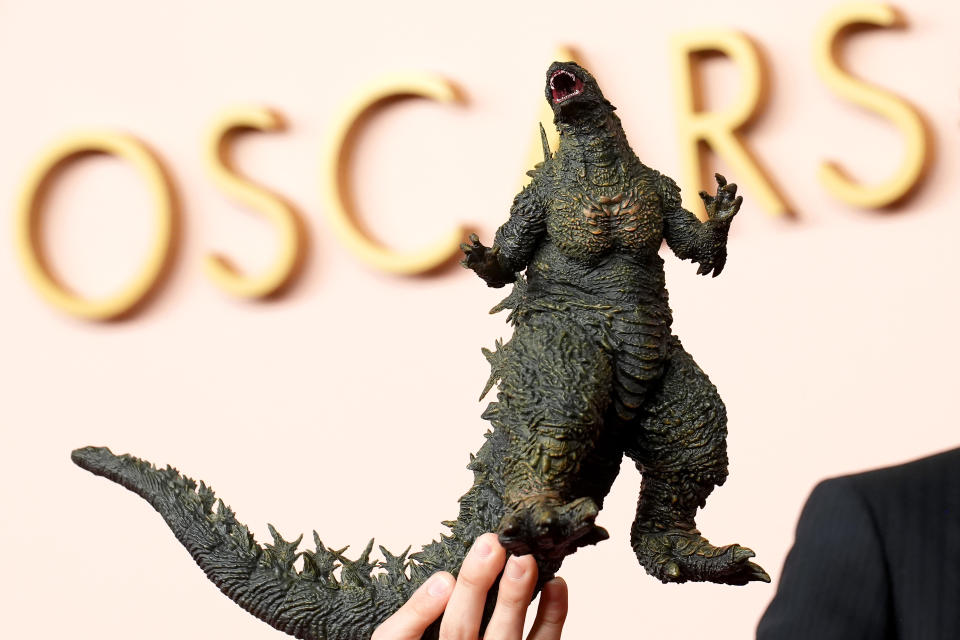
[[372, 533, 568, 640], [460, 234, 514, 288], [460, 233, 497, 270], [698, 173, 742, 225]]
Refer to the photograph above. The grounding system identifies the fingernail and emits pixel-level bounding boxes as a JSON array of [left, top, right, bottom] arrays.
[[505, 555, 526, 579], [427, 574, 451, 597], [472, 538, 492, 558]]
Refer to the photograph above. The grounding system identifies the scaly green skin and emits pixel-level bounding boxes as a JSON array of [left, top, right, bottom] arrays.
[[463, 62, 767, 586], [71, 61, 767, 640]]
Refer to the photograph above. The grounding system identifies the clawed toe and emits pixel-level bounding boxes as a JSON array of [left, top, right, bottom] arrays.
[[746, 561, 771, 583], [732, 546, 755, 563]]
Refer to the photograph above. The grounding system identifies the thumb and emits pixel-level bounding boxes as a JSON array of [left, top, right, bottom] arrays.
[[371, 572, 455, 640]]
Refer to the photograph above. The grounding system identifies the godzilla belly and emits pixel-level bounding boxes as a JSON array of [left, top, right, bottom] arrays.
[[522, 244, 674, 420], [518, 303, 671, 421]]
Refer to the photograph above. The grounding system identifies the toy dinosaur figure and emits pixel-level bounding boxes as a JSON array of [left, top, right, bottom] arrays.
[[72, 61, 768, 640]]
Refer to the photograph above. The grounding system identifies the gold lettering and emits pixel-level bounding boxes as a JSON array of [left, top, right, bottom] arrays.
[[15, 132, 176, 320], [322, 73, 466, 275], [205, 106, 304, 298], [671, 30, 788, 217], [814, 3, 928, 208]]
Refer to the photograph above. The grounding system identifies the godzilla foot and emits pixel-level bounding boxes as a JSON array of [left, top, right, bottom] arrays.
[[497, 495, 609, 560], [632, 529, 770, 585]]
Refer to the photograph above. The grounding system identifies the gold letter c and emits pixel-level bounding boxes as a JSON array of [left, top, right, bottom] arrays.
[[322, 73, 466, 275]]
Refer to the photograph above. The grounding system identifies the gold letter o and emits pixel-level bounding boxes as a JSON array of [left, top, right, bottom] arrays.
[[15, 132, 176, 320]]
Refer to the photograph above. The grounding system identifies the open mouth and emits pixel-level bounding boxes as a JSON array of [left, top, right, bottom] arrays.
[[550, 69, 584, 104]]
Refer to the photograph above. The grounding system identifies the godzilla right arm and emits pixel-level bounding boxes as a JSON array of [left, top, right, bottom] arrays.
[[461, 182, 546, 288], [661, 173, 741, 277]]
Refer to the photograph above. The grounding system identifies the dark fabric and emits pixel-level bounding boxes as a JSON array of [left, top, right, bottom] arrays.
[[757, 447, 960, 639]]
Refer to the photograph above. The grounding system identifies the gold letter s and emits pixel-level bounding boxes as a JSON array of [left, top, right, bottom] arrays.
[[205, 106, 304, 298], [15, 132, 175, 320], [322, 73, 466, 275], [814, 3, 928, 208]]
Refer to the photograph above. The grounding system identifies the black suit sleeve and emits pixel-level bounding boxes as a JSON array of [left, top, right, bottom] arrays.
[[757, 478, 893, 640]]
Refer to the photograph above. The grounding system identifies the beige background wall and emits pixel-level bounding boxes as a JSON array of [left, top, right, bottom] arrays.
[[1, 1, 958, 638]]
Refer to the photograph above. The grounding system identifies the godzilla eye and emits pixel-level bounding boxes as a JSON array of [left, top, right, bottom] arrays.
[[550, 70, 584, 104]]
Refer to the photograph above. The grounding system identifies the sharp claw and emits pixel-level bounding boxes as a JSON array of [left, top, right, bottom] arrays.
[[499, 515, 522, 537], [664, 561, 681, 579], [536, 510, 557, 534], [748, 563, 772, 583], [732, 547, 756, 563]]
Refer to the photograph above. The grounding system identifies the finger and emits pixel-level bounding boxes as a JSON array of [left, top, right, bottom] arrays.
[[734, 195, 743, 209], [371, 572, 454, 640], [724, 182, 738, 198], [439, 533, 505, 640], [527, 578, 568, 640], [469, 233, 480, 244], [717, 201, 741, 223], [460, 243, 473, 253], [698, 190, 712, 204], [715, 173, 727, 187], [482, 554, 538, 640]]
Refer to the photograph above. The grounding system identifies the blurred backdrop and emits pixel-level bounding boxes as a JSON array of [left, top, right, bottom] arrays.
[[1, 1, 958, 638]]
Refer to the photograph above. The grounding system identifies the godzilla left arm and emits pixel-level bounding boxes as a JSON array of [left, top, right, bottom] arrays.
[[661, 173, 741, 277], [461, 180, 546, 288]]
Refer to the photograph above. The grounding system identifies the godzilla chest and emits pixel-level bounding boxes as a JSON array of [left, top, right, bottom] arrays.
[[546, 186, 662, 263]]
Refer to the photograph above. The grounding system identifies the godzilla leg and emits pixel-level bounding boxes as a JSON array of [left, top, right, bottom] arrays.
[[624, 337, 769, 585], [481, 313, 614, 567]]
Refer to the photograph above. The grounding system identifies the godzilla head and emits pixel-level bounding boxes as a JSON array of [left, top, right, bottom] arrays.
[[545, 61, 614, 125]]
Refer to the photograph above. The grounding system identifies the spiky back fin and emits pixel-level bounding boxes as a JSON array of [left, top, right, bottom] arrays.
[[540, 122, 551, 162]]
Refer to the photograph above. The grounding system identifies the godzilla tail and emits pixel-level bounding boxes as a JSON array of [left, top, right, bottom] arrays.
[[71, 446, 472, 640]]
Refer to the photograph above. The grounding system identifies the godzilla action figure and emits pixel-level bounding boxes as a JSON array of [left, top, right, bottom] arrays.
[[72, 61, 768, 640]]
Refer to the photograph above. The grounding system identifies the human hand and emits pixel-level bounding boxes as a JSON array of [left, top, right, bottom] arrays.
[[371, 532, 568, 640]]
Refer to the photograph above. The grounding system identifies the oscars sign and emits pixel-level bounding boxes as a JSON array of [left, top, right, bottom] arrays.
[[14, 3, 928, 320]]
